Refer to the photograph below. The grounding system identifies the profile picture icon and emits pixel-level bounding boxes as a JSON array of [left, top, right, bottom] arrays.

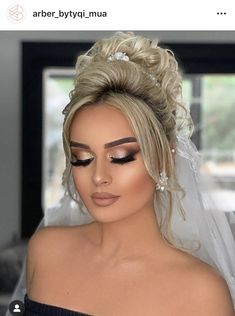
[[8, 300, 25, 315], [7, 3, 26, 23]]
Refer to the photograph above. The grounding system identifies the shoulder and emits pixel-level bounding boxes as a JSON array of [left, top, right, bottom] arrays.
[[165, 249, 234, 315], [186, 258, 234, 315], [27, 226, 69, 258], [26, 225, 86, 261], [26, 225, 82, 291]]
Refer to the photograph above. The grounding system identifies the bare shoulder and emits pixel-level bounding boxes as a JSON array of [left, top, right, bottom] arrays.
[[161, 248, 234, 315], [28, 225, 75, 243], [184, 256, 234, 315], [27, 226, 72, 258], [26, 225, 84, 292]]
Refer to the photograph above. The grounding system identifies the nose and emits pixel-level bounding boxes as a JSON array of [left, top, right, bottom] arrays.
[[92, 158, 112, 186]]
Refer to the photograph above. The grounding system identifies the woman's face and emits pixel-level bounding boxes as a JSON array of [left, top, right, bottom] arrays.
[[69, 104, 156, 223]]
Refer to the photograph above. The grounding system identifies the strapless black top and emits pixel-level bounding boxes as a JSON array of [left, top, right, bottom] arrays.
[[24, 294, 93, 316]]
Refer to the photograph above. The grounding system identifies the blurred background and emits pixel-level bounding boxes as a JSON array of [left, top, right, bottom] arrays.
[[0, 31, 235, 315]]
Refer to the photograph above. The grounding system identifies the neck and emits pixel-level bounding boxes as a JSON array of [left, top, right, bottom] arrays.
[[90, 205, 167, 265]]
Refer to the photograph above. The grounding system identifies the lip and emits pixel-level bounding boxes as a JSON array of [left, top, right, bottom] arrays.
[[91, 192, 120, 207], [91, 192, 119, 199]]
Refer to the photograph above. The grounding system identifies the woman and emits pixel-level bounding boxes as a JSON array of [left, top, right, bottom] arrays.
[[12, 32, 235, 315]]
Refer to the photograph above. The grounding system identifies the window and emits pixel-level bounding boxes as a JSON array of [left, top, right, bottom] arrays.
[[42, 71, 235, 217], [42, 68, 74, 209], [22, 41, 235, 237]]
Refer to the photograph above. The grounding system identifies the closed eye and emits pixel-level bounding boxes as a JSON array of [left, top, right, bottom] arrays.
[[71, 158, 94, 167], [70, 155, 136, 167], [110, 154, 136, 164]]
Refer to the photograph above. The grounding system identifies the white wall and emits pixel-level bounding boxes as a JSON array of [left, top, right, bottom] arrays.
[[0, 30, 235, 249]]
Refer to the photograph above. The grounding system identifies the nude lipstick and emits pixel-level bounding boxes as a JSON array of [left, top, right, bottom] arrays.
[[91, 192, 120, 207]]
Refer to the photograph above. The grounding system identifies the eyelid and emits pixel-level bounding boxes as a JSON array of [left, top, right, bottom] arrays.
[[71, 153, 137, 166], [109, 148, 140, 159], [70, 157, 94, 167], [110, 154, 136, 165], [71, 151, 94, 160], [109, 151, 128, 159], [70, 148, 140, 164], [71, 154, 138, 168]]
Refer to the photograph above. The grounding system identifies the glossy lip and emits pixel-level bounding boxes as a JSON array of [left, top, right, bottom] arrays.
[[91, 192, 120, 207]]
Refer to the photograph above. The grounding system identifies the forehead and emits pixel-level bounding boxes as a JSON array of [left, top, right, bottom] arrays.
[[70, 104, 135, 142]]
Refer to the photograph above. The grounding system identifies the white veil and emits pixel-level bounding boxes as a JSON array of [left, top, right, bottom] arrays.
[[173, 134, 235, 304], [6, 133, 235, 315]]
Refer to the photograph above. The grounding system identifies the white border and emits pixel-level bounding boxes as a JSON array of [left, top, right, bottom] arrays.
[[0, 0, 235, 30]]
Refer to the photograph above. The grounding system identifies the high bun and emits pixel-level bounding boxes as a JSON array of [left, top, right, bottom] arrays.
[[63, 32, 187, 140], [62, 32, 191, 250]]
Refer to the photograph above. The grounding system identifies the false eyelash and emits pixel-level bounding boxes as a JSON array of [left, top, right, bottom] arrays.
[[70, 158, 94, 167], [70, 154, 136, 167], [111, 154, 136, 164]]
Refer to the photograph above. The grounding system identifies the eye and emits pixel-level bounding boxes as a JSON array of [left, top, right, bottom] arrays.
[[110, 154, 136, 165], [70, 152, 94, 167], [70, 158, 94, 167], [70, 149, 139, 166]]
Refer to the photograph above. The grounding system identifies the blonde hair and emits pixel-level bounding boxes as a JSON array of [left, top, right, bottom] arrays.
[[62, 32, 192, 251]]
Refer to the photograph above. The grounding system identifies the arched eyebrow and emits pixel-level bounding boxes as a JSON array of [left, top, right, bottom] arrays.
[[70, 137, 137, 149]]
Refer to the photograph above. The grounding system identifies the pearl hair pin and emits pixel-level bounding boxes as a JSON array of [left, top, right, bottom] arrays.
[[108, 52, 130, 61], [107, 51, 161, 87]]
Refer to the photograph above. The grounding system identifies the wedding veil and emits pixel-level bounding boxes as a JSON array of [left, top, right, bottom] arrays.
[[6, 133, 235, 315]]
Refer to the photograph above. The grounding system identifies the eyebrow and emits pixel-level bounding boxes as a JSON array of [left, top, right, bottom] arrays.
[[70, 137, 137, 149]]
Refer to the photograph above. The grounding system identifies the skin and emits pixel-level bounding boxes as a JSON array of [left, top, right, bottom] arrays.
[[27, 102, 235, 315], [69, 103, 170, 264]]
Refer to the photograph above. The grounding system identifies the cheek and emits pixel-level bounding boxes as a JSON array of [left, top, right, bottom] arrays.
[[71, 168, 89, 197], [119, 166, 155, 199]]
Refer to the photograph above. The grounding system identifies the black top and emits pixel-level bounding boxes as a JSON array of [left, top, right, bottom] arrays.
[[24, 294, 93, 316]]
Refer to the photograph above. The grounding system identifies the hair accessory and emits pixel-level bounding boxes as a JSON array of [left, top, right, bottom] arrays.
[[171, 148, 175, 153], [108, 52, 129, 61], [156, 171, 168, 191], [107, 52, 160, 86], [148, 74, 160, 87]]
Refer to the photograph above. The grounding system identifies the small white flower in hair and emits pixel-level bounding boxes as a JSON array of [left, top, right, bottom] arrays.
[[108, 52, 129, 61], [148, 74, 160, 87]]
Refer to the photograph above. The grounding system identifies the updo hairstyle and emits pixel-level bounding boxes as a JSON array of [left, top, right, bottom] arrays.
[[62, 32, 190, 249]]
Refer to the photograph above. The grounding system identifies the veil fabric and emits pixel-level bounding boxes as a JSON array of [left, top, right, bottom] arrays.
[[6, 134, 235, 314], [173, 135, 235, 305]]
